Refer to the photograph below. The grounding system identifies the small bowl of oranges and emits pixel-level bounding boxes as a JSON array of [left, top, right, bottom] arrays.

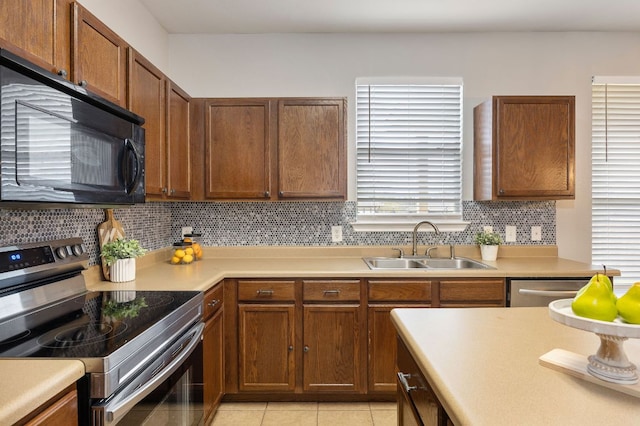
[[171, 235, 203, 265]]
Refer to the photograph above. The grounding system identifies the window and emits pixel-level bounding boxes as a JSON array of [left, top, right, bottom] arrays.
[[592, 77, 640, 288], [354, 78, 463, 231]]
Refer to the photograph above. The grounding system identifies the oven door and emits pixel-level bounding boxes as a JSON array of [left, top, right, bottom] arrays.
[[91, 322, 204, 426]]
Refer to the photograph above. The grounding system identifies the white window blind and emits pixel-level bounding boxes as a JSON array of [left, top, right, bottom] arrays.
[[592, 80, 640, 287], [356, 80, 462, 220]]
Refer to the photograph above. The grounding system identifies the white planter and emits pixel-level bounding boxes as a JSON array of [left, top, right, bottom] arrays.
[[480, 245, 499, 261], [109, 258, 136, 283]]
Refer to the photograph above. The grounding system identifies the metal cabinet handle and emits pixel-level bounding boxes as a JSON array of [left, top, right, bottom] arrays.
[[78, 80, 88, 87], [256, 289, 274, 296], [264, 191, 270, 197], [397, 372, 417, 392], [499, 188, 505, 195], [323, 290, 340, 296], [170, 189, 176, 195], [303, 345, 309, 352], [207, 299, 220, 307], [57, 69, 68, 78], [161, 187, 168, 194], [288, 345, 294, 352]]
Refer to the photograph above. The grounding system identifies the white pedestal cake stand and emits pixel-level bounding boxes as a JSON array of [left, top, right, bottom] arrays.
[[548, 299, 640, 385]]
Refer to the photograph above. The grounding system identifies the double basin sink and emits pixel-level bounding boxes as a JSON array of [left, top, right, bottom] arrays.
[[363, 256, 494, 270]]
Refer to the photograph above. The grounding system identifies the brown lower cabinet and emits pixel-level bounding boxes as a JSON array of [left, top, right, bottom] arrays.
[[223, 276, 505, 401], [397, 338, 453, 426], [22, 384, 78, 426], [202, 283, 224, 424]]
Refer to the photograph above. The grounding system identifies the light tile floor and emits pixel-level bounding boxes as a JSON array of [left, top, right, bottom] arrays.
[[210, 401, 397, 426]]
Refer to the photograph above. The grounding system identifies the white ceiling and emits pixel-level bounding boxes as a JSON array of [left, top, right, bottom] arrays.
[[139, 0, 640, 34]]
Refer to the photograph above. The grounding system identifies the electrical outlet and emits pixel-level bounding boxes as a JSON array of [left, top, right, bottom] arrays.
[[181, 226, 193, 239], [505, 225, 517, 242], [531, 226, 542, 241], [483, 226, 493, 233], [331, 226, 343, 243]]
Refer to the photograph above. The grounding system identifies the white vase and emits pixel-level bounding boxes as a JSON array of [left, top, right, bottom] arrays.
[[480, 245, 499, 261], [109, 258, 136, 282]]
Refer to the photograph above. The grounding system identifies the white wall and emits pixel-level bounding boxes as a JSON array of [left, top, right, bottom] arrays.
[[78, 0, 170, 73], [167, 31, 640, 263]]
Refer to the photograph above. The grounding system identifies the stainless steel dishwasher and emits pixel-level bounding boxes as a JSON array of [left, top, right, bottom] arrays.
[[508, 278, 589, 307]]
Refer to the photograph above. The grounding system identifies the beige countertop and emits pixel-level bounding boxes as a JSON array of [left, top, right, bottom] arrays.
[[84, 245, 618, 292], [391, 307, 640, 425], [0, 359, 85, 425]]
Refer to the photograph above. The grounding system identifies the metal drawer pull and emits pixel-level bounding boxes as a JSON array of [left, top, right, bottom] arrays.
[[304, 345, 309, 352], [207, 299, 220, 307], [256, 289, 274, 296], [288, 345, 294, 352], [518, 289, 578, 297], [323, 290, 341, 296], [397, 372, 417, 392]]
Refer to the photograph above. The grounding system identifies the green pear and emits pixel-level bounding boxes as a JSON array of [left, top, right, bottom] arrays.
[[616, 283, 640, 324], [571, 274, 618, 322], [586, 273, 616, 303]]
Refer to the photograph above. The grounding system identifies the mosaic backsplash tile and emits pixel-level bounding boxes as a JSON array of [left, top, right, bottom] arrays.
[[0, 200, 554, 266]]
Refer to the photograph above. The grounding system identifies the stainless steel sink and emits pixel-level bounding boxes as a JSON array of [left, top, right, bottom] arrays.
[[363, 258, 428, 269], [416, 257, 494, 270], [363, 256, 494, 270]]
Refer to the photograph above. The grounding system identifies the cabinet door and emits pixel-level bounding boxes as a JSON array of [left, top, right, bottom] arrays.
[[204, 99, 272, 199], [128, 49, 166, 198], [369, 304, 429, 393], [303, 304, 364, 392], [25, 385, 78, 426], [277, 98, 346, 199], [72, 2, 127, 106], [203, 308, 224, 425], [0, 0, 71, 76], [495, 96, 574, 199], [166, 81, 191, 199], [238, 304, 296, 392]]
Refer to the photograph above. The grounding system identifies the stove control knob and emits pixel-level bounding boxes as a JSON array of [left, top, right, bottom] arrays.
[[71, 244, 84, 256], [55, 246, 68, 259]]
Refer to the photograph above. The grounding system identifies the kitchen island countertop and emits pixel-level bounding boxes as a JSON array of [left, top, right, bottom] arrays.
[[391, 307, 640, 425]]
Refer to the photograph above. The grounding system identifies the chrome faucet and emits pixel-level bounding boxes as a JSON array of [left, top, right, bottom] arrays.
[[412, 221, 440, 256]]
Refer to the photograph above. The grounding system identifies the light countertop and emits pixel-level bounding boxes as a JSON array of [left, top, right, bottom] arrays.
[[84, 245, 618, 292], [391, 307, 640, 425]]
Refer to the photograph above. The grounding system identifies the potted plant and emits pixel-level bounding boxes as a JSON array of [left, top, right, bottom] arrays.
[[474, 231, 502, 261], [100, 238, 146, 282]]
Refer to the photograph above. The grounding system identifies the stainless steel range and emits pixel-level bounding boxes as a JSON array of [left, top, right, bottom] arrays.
[[0, 238, 204, 425]]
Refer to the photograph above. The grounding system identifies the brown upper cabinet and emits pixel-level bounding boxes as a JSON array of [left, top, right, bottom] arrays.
[[72, 2, 128, 106], [203, 97, 347, 201], [473, 96, 575, 200], [0, 0, 72, 77], [165, 81, 192, 199]]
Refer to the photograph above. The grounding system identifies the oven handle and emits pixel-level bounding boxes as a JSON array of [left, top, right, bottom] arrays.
[[518, 288, 579, 297], [93, 321, 204, 426]]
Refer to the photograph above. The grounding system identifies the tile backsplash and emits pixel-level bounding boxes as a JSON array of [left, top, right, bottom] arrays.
[[0, 200, 554, 266]]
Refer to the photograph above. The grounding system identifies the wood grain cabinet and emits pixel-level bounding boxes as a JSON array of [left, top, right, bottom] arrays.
[[21, 384, 78, 426], [474, 95, 575, 200], [236, 280, 297, 392], [165, 81, 192, 199], [302, 280, 365, 393], [72, 2, 128, 106], [202, 97, 347, 201], [0, 0, 72, 77], [202, 283, 224, 425], [438, 278, 506, 307], [367, 280, 432, 394]]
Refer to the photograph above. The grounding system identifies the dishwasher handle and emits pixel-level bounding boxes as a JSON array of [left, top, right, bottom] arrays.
[[518, 288, 579, 298]]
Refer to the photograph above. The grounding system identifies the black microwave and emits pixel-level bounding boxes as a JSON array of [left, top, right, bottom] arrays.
[[0, 49, 145, 207]]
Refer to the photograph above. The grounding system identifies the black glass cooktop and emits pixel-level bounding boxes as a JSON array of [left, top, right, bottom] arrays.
[[0, 290, 200, 359]]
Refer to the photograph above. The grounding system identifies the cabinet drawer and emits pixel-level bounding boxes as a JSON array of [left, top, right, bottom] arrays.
[[302, 280, 360, 302], [238, 280, 296, 301], [439, 279, 506, 306], [368, 280, 432, 302], [203, 283, 223, 321]]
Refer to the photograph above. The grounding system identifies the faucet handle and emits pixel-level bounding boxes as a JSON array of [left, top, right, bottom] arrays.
[[425, 246, 438, 258], [391, 247, 405, 258]]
